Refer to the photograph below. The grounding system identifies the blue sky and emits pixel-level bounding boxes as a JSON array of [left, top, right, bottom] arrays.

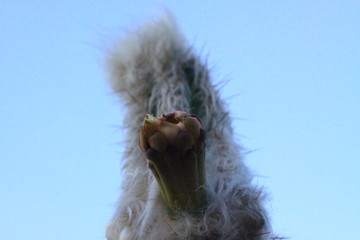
[[1, 1, 359, 239]]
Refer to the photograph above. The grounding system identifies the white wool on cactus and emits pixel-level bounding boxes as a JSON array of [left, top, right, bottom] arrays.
[[106, 13, 274, 240]]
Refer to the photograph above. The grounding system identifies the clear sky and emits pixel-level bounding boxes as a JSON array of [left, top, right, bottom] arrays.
[[1, 1, 359, 239]]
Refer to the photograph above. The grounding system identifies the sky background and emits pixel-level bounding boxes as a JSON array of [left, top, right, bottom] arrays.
[[1, 1, 359, 239]]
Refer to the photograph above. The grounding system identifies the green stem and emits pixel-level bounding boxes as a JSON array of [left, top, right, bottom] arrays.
[[151, 146, 207, 215]]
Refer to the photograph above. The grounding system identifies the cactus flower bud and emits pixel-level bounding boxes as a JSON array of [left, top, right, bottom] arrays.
[[139, 111, 207, 214]]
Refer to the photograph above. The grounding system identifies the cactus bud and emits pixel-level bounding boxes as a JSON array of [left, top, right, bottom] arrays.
[[139, 111, 207, 213]]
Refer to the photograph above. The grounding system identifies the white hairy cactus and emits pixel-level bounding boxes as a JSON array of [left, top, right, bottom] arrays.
[[106, 13, 273, 240]]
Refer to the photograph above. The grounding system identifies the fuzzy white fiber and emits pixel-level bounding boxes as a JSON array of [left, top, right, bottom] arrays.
[[106, 14, 273, 240]]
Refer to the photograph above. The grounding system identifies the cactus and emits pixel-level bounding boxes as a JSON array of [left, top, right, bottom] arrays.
[[106, 13, 273, 240]]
